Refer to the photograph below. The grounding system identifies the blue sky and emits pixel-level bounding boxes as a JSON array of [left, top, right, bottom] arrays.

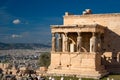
[[0, 0, 120, 43]]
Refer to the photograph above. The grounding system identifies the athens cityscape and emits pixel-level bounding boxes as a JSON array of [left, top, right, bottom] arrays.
[[0, 0, 120, 80]]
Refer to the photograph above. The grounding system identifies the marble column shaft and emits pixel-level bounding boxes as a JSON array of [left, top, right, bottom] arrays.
[[77, 33, 82, 52], [52, 33, 56, 52], [98, 33, 101, 52], [90, 33, 97, 52], [58, 34, 62, 52], [64, 33, 68, 52]]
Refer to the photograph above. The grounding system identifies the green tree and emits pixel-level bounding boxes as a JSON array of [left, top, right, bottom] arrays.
[[38, 52, 50, 67]]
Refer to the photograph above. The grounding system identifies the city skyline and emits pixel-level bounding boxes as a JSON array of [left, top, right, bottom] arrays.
[[0, 0, 120, 43]]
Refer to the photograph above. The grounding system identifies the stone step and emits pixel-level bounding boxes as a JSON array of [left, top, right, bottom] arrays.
[[48, 68, 107, 75]]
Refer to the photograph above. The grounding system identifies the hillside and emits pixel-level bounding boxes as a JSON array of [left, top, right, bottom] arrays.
[[0, 42, 51, 50]]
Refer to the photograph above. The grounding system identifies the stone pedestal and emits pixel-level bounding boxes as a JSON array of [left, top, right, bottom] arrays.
[[47, 52, 108, 79]]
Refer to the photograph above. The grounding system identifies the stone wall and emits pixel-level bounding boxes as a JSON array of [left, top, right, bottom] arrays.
[[63, 13, 120, 73], [102, 52, 120, 73], [48, 52, 108, 79], [49, 52, 102, 70], [64, 13, 120, 53]]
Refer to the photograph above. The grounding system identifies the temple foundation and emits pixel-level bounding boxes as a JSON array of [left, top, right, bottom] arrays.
[[47, 52, 108, 79]]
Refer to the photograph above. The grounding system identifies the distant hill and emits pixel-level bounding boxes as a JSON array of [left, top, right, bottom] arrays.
[[0, 42, 51, 50]]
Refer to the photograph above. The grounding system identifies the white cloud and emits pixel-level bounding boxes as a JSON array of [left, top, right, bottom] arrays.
[[13, 19, 21, 24], [11, 34, 22, 38]]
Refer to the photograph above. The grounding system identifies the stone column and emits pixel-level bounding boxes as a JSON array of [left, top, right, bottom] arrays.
[[70, 43, 74, 52], [90, 32, 97, 52], [97, 33, 101, 52], [77, 32, 82, 52], [64, 33, 68, 52], [58, 33, 62, 52], [52, 33, 56, 52]]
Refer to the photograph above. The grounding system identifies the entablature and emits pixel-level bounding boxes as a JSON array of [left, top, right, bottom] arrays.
[[51, 24, 105, 33]]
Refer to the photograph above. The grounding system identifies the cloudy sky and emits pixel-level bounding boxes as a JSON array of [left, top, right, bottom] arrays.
[[0, 0, 120, 43]]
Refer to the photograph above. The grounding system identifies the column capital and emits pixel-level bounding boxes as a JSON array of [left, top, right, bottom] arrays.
[[52, 32, 55, 34], [52, 33, 55, 37], [64, 32, 68, 37], [58, 33, 62, 38], [77, 32, 81, 36], [92, 32, 95, 36]]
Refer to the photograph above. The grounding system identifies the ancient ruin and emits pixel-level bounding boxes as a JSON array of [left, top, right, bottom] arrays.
[[47, 9, 120, 79]]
